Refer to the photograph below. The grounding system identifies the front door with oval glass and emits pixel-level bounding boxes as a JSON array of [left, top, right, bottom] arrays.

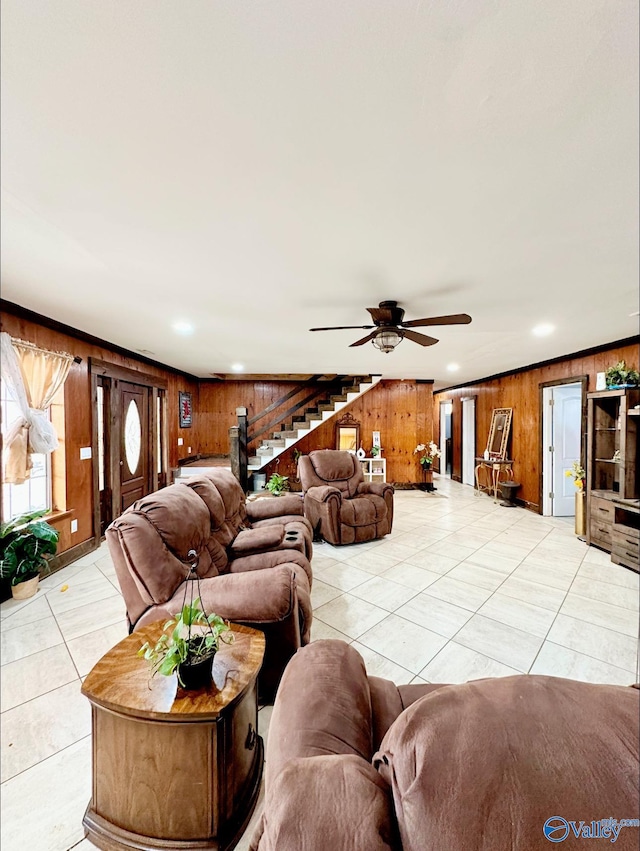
[[120, 381, 150, 511]]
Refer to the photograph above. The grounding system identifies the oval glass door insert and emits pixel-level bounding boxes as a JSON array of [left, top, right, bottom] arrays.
[[124, 399, 142, 474]]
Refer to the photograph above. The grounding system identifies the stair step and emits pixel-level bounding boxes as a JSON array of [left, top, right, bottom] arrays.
[[248, 456, 262, 466], [274, 430, 298, 439], [257, 445, 273, 455], [329, 395, 348, 403], [264, 438, 286, 447]]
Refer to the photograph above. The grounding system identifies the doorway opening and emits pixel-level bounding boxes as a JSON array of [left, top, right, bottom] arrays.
[[540, 378, 587, 517], [439, 401, 453, 479], [461, 396, 476, 486]]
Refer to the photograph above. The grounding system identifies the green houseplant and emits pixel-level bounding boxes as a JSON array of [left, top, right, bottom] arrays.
[[266, 472, 289, 496], [0, 509, 59, 600], [605, 361, 640, 388], [138, 597, 233, 689]]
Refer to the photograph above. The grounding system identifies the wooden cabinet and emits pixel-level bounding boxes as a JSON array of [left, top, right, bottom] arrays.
[[81, 623, 265, 851], [586, 390, 639, 557]]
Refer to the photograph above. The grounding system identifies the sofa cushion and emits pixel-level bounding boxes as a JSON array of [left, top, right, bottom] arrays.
[[251, 755, 399, 851], [373, 675, 639, 851], [340, 494, 387, 527]]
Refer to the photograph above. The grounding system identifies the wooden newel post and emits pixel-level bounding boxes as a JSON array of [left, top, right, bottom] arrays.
[[236, 407, 248, 492], [229, 425, 240, 484]]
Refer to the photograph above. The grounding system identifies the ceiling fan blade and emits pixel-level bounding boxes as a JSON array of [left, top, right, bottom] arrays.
[[402, 329, 439, 347], [402, 313, 472, 328], [349, 331, 380, 347], [309, 325, 375, 332]]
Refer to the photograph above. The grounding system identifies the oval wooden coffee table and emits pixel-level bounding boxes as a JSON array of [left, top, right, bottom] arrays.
[[81, 621, 265, 851]]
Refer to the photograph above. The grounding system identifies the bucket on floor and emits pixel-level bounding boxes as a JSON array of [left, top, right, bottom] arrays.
[[252, 473, 266, 492]]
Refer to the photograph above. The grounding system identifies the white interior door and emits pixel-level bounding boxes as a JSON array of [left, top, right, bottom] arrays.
[[543, 382, 582, 517], [552, 383, 582, 516], [462, 398, 475, 486]]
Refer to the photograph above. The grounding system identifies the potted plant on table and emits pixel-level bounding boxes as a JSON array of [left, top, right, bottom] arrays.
[[414, 441, 441, 471], [0, 509, 59, 600], [138, 597, 234, 690]]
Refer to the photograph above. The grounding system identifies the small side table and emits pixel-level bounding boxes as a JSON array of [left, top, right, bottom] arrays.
[[81, 622, 265, 851], [474, 458, 515, 503]]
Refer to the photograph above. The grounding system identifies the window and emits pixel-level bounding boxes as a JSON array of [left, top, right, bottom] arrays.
[[1, 379, 51, 521]]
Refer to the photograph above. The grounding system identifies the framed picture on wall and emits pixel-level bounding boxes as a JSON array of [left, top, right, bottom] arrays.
[[179, 391, 193, 428]]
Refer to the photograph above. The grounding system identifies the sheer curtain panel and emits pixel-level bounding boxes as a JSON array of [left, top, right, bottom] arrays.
[[0, 333, 74, 484]]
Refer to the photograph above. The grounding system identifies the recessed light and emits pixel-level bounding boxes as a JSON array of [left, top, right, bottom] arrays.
[[532, 323, 555, 337], [447, 363, 460, 372], [172, 321, 194, 335], [231, 363, 244, 373]]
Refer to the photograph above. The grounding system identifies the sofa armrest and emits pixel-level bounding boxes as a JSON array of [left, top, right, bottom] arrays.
[[246, 494, 304, 522], [265, 640, 373, 787], [305, 485, 342, 503], [357, 482, 394, 498]]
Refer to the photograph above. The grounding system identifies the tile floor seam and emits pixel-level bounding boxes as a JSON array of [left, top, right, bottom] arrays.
[[0, 733, 92, 786], [534, 640, 638, 678], [1, 674, 82, 715], [526, 570, 580, 672]]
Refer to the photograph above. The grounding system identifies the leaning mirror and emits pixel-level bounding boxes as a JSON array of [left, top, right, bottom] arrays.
[[335, 412, 360, 453], [486, 408, 512, 459]]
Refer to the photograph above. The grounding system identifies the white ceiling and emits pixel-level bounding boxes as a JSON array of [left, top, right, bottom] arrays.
[[1, 1, 638, 387]]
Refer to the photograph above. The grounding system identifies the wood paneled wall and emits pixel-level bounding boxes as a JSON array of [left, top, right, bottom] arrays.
[[197, 380, 325, 456], [1, 308, 198, 554], [434, 341, 639, 509]]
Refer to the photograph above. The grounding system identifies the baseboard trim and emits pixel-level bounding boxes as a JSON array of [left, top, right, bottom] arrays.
[[48, 537, 100, 575]]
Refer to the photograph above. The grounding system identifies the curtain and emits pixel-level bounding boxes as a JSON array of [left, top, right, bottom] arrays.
[[1, 333, 74, 484]]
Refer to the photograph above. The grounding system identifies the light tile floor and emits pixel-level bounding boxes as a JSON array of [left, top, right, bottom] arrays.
[[1, 477, 638, 850]]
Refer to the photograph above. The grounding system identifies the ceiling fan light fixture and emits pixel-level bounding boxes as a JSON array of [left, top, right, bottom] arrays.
[[372, 329, 403, 353]]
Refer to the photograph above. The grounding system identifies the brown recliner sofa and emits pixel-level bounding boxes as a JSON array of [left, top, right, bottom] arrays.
[[298, 450, 394, 545], [106, 469, 313, 697], [251, 640, 639, 850]]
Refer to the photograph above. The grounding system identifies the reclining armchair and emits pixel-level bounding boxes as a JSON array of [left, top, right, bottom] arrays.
[[106, 469, 313, 697], [298, 450, 393, 545]]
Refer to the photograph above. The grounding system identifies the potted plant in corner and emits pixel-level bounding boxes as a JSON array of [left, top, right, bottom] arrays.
[[0, 509, 59, 600], [266, 472, 289, 496], [138, 597, 234, 690]]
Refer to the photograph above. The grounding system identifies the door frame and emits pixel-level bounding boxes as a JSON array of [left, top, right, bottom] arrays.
[[461, 395, 477, 487], [538, 375, 588, 516], [90, 359, 168, 541]]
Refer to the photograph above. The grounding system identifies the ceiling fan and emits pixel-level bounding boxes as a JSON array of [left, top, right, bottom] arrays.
[[309, 300, 472, 353]]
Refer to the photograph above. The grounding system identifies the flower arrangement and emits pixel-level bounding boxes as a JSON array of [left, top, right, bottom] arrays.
[[565, 461, 586, 490], [414, 441, 441, 469]]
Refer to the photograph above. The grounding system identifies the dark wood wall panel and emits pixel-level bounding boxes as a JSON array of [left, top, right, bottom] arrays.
[[435, 342, 639, 509], [1, 310, 198, 551], [197, 380, 311, 456]]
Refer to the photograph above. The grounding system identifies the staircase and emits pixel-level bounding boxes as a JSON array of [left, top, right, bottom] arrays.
[[248, 375, 381, 471]]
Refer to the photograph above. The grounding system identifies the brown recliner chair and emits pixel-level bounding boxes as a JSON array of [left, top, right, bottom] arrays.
[[297, 450, 393, 545], [250, 641, 639, 850], [106, 469, 313, 698]]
